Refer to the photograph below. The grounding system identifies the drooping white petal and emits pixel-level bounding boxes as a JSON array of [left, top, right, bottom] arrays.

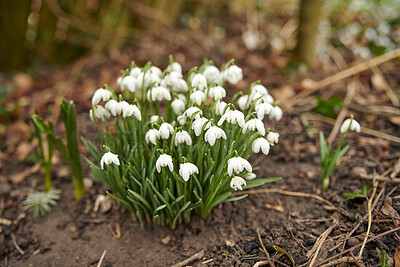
[[100, 152, 120, 169], [340, 118, 361, 133], [230, 176, 247, 191]]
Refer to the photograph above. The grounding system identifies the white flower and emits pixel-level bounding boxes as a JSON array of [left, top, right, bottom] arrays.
[[215, 100, 230, 115], [227, 156, 252, 176], [92, 88, 112, 105], [230, 176, 247, 191], [252, 137, 270, 155], [162, 71, 183, 88], [150, 115, 159, 124], [255, 103, 273, 120], [208, 86, 226, 100], [177, 115, 186, 125], [242, 118, 265, 136], [267, 132, 279, 146], [105, 100, 122, 116], [177, 79, 188, 92], [145, 129, 160, 145], [340, 118, 361, 133], [192, 117, 211, 136], [184, 107, 202, 119], [218, 110, 245, 128], [147, 86, 171, 101], [121, 103, 141, 120], [190, 90, 206, 106], [90, 106, 111, 121], [175, 130, 192, 146], [223, 65, 243, 84], [179, 162, 199, 182], [171, 99, 186, 115], [251, 84, 268, 96], [100, 152, 120, 169], [202, 65, 222, 85], [191, 73, 208, 91], [159, 122, 174, 139], [149, 66, 162, 77], [204, 126, 227, 146], [244, 172, 256, 180], [137, 70, 161, 89], [117, 76, 122, 86], [260, 94, 275, 104], [166, 62, 182, 74], [129, 67, 141, 78], [121, 76, 137, 92], [237, 95, 250, 111], [268, 106, 283, 121], [156, 154, 173, 173]]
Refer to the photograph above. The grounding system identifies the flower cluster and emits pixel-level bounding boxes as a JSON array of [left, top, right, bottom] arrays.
[[84, 58, 282, 228]]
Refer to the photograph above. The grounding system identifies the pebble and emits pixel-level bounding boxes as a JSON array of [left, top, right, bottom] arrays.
[[0, 183, 11, 194]]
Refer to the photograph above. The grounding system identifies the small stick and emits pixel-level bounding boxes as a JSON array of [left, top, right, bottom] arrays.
[[314, 226, 400, 266], [233, 188, 336, 209], [256, 227, 274, 267], [318, 256, 356, 267], [107, 223, 121, 239], [390, 158, 400, 179], [171, 250, 205, 267], [308, 220, 338, 267], [285, 47, 400, 110], [97, 250, 107, 267], [356, 173, 400, 183], [371, 66, 400, 107], [358, 185, 377, 258], [11, 234, 24, 255], [349, 250, 363, 267]]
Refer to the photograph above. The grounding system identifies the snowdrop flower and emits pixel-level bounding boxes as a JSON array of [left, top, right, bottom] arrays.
[[252, 137, 270, 155], [129, 67, 141, 78], [150, 115, 159, 124], [237, 95, 250, 111], [149, 66, 162, 77], [121, 103, 141, 120], [223, 65, 243, 84], [166, 62, 182, 74], [171, 99, 186, 115], [204, 126, 227, 146], [105, 100, 122, 116], [340, 118, 361, 133], [251, 84, 268, 96], [261, 94, 275, 104], [147, 86, 171, 101], [121, 76, 137, 92], [177, 79, 188, 92], [179, 163, 199, 182], [92, 88, 112, 105], [117, 76, 122, 86], [190, 91, 206, 106], [177, 115, 186, 125], [90, 106, 111, 121], [162, 71, 183, 88], [202, 65, 222, 85], [255, 103, 273, 120], [159, 122, 174, 139], [218, 110, 245, 128], [156, 154, 173, 173], [208, 86, 226, 100], [215, 100, 230, 115], [230, 176, 247, 191], [249, 92, 264, 103], [192, 117, 211, 136], [175, 130, 192, 146], [145, 129, 160, 145], [244, 172, 256, 180], [267, 132, 279, 146], [100, 152, 120, 169], [191, 73, 208, 91], [227, 156, 252, 176], [268, 106, 283, 121], [184, 107, 202, 119], [242, 118, 265, 136], [137, 70, 161, 89]]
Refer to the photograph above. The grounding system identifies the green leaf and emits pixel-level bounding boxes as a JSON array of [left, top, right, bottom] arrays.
[[224, 194, 248, 202], [243, 177, 281, 189], [314, 95, 343, 118], [273, 245, 295, 267], [376, 248, 392, 267], [343, 184, 373, 200]]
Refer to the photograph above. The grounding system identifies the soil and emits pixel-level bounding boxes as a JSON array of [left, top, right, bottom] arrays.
[[1, 13, 400, 267]]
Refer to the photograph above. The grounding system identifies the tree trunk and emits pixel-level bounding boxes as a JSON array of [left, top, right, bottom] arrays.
[[293, 0, 326, 64]]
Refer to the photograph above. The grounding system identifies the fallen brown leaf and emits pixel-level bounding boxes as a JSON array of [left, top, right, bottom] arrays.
[[14, 141, 33, 161], [388, 116, 400, 126], [394, 246, 400, 267], [10, 164, 41, 184]]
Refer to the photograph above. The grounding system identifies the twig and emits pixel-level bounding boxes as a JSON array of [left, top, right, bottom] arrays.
[[257, 227, 274, 267], [11, 234, 24, 255], [371, 66, 400, 107], [307, 113, 400, 143], [314, 226, 400, 266], [308, 220, 338, 267], [391, 158, 400, 179], [107, 223, 121, 239], [285, 47, 400, 110], [356, 172, 400, 183], [171, 250, 205, 267], [349, 250, 363, 267], [318, 256, 356, 267], [358, 185, 377, 258], [97, 250, 107, 267], [232, 188, 336, 209]]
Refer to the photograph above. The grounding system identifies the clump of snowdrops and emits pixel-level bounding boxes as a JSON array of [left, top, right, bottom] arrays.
[[83, 57, 282, 228]]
